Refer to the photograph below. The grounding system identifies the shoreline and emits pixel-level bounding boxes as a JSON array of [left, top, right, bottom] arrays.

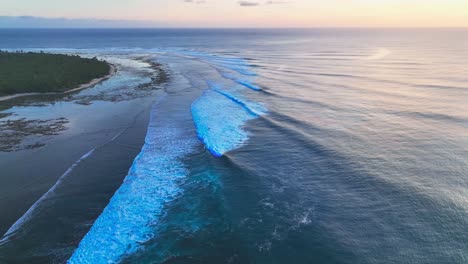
[[0, 94, 156, 258], [0, 63, 117, 102], [0, 53, 170, 263], [0, 58, 165, 260]]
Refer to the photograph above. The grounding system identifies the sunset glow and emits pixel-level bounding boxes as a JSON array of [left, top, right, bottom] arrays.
[[0, 0, 467, 27]]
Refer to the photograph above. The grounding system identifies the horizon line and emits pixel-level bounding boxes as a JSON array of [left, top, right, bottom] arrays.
[[1, 26, 467, 29]]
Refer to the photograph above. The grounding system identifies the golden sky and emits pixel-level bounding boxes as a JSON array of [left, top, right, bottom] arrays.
[[0, 0, 467, 27]]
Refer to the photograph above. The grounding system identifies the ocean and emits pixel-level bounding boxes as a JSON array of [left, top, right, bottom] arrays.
[[0, 28, 467, 263]]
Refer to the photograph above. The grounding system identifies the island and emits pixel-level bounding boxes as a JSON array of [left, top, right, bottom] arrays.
[[0, 51, 114, 100]]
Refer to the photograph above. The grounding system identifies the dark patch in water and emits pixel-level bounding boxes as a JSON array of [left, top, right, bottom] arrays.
[[0, 59, 169, 152], [0, 112, 13, 119], [0, 117, 68, 152], [391, 110, 468, 125]]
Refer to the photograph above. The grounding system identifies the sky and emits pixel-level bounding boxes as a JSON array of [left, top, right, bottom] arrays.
[[0, 0, 467, 28]]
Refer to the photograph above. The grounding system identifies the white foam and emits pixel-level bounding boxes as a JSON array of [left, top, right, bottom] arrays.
[[68, 106, 197, 264]]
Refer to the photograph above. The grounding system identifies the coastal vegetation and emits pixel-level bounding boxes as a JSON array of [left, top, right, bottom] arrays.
[[0, 51, 110, 96]]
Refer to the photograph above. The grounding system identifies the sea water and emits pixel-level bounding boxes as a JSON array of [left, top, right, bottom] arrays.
[[0, 29, 467, 264]]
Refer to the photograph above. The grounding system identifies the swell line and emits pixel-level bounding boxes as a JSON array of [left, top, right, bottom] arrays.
[[213, 89, 260, 116]]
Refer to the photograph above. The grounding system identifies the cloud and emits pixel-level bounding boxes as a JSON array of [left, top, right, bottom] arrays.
[[183, 0, 207, 4], [266, 1, 292, 4], [0, 16, 170, 28], [238, 1, 293, 7], [238, 1, 260, 6], [182, 0, 292, 7]]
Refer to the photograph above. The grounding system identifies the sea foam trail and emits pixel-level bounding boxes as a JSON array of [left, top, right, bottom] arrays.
[[180, 51, 266, 157], [213, 88, 266, 116], [69, 51, 266, 262], [69, 113, 197, 263], [0, 149, 96, 243], [218, 71, 262, 91], [68, 99, 196, 264], [0, 129, 125, 244], [191, 85, 266, 157], [177, 50, 257, 76], [69, 66, 199, 263], [234, 78, 262, 91]]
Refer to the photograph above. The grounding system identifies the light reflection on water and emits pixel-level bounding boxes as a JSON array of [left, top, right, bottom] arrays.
[[0, 29, 466, 263]]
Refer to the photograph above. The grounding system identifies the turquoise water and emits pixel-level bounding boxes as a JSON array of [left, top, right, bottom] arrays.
[[0, 29, 467, 263]]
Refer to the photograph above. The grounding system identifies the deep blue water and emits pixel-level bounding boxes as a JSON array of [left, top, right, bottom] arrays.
[[0, 29, 467, 263]]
